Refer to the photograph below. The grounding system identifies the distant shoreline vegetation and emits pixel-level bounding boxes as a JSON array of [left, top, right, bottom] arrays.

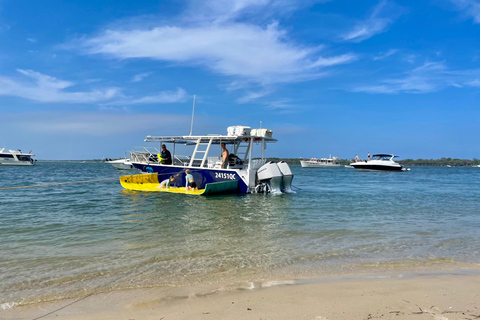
[[267, 158, 480, 167]]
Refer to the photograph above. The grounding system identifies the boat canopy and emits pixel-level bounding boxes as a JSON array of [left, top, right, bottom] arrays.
[[144, 134, 277, 145]]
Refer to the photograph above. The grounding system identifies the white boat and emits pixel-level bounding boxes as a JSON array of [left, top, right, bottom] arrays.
[[300, 156, 341, 168], [350, 154, 409, 171], [126, 125, 294, 194], [106, 158, 133, 170], [0, 148, 36, 166]]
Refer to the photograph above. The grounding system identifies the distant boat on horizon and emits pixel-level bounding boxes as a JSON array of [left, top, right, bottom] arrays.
[[300, 156, 341, 168], [0, 148, 36, 166], [105, 157, 134, 170]]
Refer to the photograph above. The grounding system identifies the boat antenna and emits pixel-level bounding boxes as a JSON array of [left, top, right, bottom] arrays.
[[189, 94, 195, 136]]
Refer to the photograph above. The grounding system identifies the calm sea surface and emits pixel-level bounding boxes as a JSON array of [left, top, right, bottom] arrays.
[[1, 162, 479, 307]]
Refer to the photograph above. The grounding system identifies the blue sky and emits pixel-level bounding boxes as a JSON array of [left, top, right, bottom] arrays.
[[1, 0, 479, 160]]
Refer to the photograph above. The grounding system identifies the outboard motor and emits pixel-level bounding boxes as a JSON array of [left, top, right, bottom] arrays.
[[277, 161, 294, 193], [256, 161, 283, 193]]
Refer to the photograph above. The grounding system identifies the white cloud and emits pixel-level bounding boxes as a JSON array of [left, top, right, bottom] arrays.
[[27, 38, 37, 43], [131, 72, 152, 82], [105, 88, 188, 105], [450, 0, 480, 23], [78, 22, 355, 86], [352, 61, 480, 94], [311, 54, 358, 68], [342, 0, 402, 42], [0, 69, 120, 103]]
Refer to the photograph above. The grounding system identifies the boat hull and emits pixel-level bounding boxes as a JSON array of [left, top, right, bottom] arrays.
[[106, 159, 133, 170], [120, 173, 239, 195], [0, 159, 35, 166], [133, 163, 247, 193], [300, 160, 341, 168], [351, 164, 403, 171]]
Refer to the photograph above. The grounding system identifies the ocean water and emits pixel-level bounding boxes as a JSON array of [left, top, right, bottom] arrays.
[[1, 162, 479, 308]]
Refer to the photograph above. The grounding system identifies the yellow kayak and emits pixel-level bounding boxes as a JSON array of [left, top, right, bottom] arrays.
[[120, 173, 238, 195]]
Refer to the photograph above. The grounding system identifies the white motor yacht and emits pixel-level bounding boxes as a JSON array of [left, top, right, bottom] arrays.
[[300, 156, 341, 168], [0, 148, 36, 166], [350, 154, 409, 171]]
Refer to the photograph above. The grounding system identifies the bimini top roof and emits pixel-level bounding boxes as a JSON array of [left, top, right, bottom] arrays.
[[144, 134, 277, 145], [372, 154, 397, 158]]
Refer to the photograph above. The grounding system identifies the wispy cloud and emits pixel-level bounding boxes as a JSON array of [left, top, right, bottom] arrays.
[[26, 38, 37, 43], [450, 0, 480, 23], [185, 0, 329, 24], [131, 72, 152, 82], [236, 88, 274, 104], [0, 69, 120, 103], [352, 61, 480, 94], [466, 79, 480, 87], [105, 88, 188, 105], [264, 99, 297, 110], [373, 48, 398, 61], [342, 0, 403, 42]]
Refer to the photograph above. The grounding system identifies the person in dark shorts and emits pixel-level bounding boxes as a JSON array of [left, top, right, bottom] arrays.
[[185, 169, 197, 190]]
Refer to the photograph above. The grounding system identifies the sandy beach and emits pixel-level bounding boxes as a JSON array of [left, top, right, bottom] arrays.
[[4, 271, 480, 320]]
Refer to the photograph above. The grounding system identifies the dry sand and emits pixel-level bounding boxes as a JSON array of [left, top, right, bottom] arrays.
[[3, 272, 480, 320]]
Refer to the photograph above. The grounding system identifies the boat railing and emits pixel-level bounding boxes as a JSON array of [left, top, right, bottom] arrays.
[[129, 146, 161, 164], [173, 155, 190, 166]]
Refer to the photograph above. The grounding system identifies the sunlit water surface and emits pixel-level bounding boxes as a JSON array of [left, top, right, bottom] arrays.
[[1, 162, 479, 307]]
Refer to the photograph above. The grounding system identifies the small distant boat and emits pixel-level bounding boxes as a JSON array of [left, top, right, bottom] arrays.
[[350, 154, 410, 171], [300, 156, 341, 168], [106, 158, 133, 170], [0, 148, 36, 166]]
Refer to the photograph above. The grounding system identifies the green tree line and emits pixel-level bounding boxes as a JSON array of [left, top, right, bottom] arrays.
[[267, 157, 480, 166]]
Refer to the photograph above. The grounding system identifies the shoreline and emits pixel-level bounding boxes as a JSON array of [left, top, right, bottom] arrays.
[[3, 268, 480, 320]]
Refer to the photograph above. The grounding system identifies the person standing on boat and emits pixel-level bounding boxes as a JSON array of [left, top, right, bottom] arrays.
[[221, 143, 229, 169], [355, 154, 359, 162], [185, 169, 197, 190], [160, 144, 172, 165], [367, 152, 370, 161]]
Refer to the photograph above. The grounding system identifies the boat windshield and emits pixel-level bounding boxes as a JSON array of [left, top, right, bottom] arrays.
[[17, 155, 32, 161], [371, 154, 394, 161]]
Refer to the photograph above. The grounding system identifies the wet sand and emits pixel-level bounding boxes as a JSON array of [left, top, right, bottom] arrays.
[[3, 271, 480, 320]]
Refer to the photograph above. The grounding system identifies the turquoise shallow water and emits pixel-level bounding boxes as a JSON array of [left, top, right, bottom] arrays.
[[1, 162, 479, 306]]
